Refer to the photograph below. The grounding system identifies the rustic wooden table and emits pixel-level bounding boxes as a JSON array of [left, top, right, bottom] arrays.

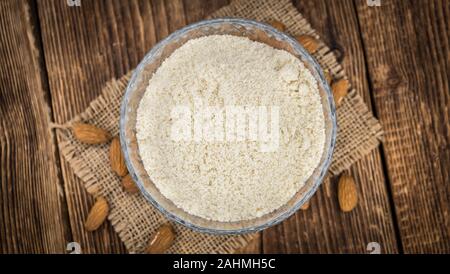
[[0, 0, 448, 254]]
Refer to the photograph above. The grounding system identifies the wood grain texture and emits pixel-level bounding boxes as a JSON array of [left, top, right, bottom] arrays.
[[355, 0, 450, 253], [262, 0, 399, 254], [37, 0, 134, 254], [0, 0, 69, 253]]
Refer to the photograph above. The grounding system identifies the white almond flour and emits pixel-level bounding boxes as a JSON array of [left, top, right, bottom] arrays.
[[136, 35, 325, 222]]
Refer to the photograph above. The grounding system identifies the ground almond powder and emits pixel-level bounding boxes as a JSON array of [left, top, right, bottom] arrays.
[[136, 35, 325, 222]]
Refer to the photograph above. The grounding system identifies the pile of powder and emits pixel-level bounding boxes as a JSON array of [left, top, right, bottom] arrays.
[[136, 35, 325, 222]]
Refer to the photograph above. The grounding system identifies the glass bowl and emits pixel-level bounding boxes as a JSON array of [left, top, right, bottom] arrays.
[[120, 18, 337, 234]]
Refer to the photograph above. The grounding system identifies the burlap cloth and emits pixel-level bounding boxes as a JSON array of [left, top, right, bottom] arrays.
[[55, 0, 383, 253]]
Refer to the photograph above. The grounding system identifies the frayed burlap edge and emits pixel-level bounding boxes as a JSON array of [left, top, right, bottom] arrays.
[[54, 0, 383, 254]]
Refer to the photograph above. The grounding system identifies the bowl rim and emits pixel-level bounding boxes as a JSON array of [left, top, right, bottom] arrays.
[[120, 18, 337, 234]]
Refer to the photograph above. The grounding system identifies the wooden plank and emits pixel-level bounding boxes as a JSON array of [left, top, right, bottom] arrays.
[[37, 0, 134, 254], [355, 0, 450, 253], [0, 0, 69, 253], [262, 0, 399, 253], [36, 0, 231, 253]]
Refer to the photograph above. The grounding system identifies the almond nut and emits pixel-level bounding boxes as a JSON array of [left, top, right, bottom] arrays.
[[145, 223, 176, 254], [110, 137, 128, 177], [338, 174, 358, 212], [267, 19, 286, 32], [331, 78, 350, 107], [72, 123, 111, 144], [85, 196, 109, 231], [296, 35, 320, 53], [122, 174, 139, 194]]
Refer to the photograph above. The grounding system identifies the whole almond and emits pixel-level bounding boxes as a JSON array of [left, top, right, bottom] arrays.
[[267, 19, 286, 32], [300, 200, 310, 210], [145, 223, 176, 254], [331, 78, 350, 107], [110, 137, 128, 177], [338, 174, 358, 212], [85, 197, 109, 231], [72, 123, 111, 144], [296, 35, 320, 53], [122, 174, 139, 194]]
